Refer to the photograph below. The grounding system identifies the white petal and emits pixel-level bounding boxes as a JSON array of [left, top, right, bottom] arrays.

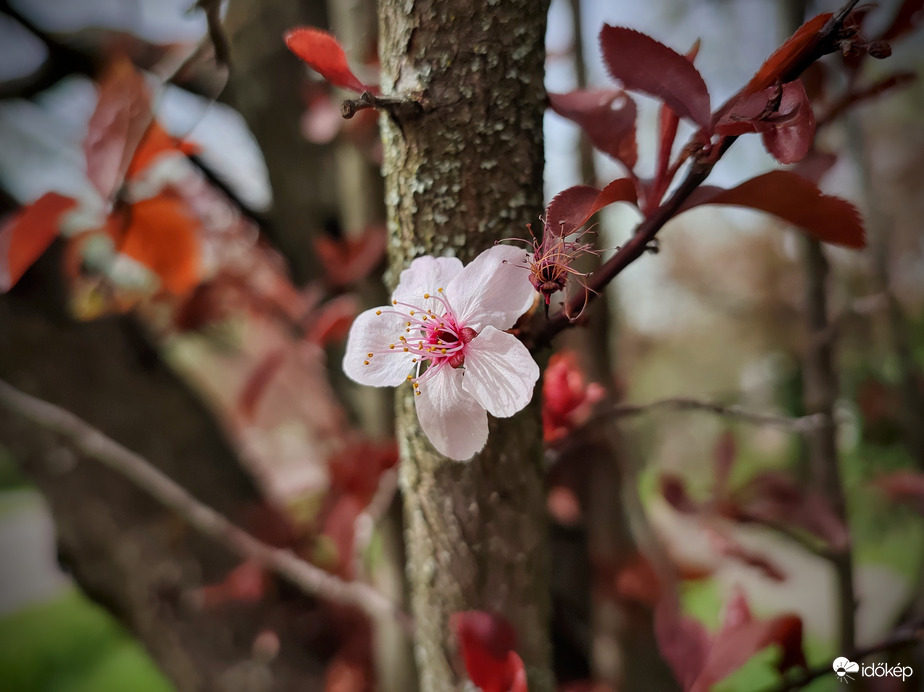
[[461, 326, 539, 418], [445, 245, 534, 331], [415, 364, 489, 461], [343, 307, 414, 386], [393, 255, 463, 313]]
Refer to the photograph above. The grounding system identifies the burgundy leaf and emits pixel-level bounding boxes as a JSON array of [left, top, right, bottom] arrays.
[[545, 179, 637, 238], [660, 474, 699, 514], [654, 41, 701, 197], [548, 89, 638, 169], [599, 26, 711, 129], [285, 27, 370, 94], [707, 529, 786, 582], [678, 170, 865, 249], [654, 596, 711, 690], [716, 81, 816, 164], [728, 471, 850, 550], [85, 59, 152, 199], [452, 611, 521, 692], [0, 192, 77, 292], [691, 590, 805, 692], [314, 224, 387, 288], [875, 470, 924, 515]]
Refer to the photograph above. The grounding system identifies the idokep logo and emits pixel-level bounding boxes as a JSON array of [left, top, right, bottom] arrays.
[[832, 657, 913, 684]]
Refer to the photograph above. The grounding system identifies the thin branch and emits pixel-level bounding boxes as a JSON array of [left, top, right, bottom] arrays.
[[605, 396, 830, 434], [524, 0, 861, 350], [769, 616, 924, 691], [0, 379, 413, 632]]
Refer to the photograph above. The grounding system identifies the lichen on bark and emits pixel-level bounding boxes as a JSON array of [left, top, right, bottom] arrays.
[[377, 0, 553, 689]]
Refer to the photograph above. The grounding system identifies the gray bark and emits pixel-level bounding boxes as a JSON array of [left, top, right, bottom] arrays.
[[377, 1, 553, 689]]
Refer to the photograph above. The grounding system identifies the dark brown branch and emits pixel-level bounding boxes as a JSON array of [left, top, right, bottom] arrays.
[[0, 378, 412, 631], [770, 616, 924, 691], [524, 0, 862, 350]]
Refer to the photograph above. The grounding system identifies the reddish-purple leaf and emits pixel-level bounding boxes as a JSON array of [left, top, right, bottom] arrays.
[[548, 89, 638, 169], [0, 193, 77, 292], [690, 590, 805, 692], [708, 530, 786, 582], [545, 179, 637, 237], [875, 470, 924, 515], [285, 27, 369, 93], [678, 170, 865, 249], [728, 471, 850, 550], [660, 474, 699, 514], [599, 26, 711, 129], [716, 81, 815, 164], [84, 59, 151, 200], [654, 596, 711, 690], [654, 41, 701, 197]]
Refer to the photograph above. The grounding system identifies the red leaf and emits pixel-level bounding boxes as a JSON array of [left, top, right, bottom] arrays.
[[599, 26, 711, 129], [0, 193, 77, 292], [237, 348, 287, 422], [743, 13, 832, 96], [196, 559, 268, 609], [507, 652, 528, 692], [542, 351, 605, 444], [452, 611, 521, 692], [545, 179, 637, 238], [109, 193, 203, 295], [690, 590, 805, 691], [678, 170, 865, 249], [654, 41, 701, 197], [548, 89, 637, 169], [875, 470, 924, 515], [126, 121, 199, 180], [285, 27, 369, 94], [716, 81, 816, 164], [305, 294, 359, 346], [85, 58, 152, 199]]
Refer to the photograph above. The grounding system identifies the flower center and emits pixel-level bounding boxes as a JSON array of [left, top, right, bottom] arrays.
[[362, 288, 478, 395]]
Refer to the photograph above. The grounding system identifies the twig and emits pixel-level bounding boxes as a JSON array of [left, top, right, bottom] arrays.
[[524, 0, 861, 350], [769, 616, 924, 691], [0, 379, 413, 632], [605, 396, 830, 434]]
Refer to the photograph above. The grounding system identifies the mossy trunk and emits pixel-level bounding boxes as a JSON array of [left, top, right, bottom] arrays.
[[377, 1, 553, 689]]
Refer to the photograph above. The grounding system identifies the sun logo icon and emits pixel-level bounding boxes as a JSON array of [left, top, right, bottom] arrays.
[[833, 657, 860, 683]]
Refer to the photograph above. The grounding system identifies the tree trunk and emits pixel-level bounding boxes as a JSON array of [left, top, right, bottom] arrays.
[[0, 252, 325, 691], [377, 1, 552, 689]]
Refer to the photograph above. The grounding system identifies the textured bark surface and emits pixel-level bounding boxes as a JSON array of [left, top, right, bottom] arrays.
[[0, 256, 324, 691], [377, 1, 552, 689]]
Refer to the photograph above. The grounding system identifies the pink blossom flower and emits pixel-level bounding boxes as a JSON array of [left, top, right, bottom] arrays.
[[343, 245, 539, 460]]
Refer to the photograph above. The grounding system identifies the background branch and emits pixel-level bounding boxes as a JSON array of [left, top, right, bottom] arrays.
[[0, 378, 410, 630]]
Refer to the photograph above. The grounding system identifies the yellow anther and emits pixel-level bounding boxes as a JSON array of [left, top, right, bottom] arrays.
[[410, 310, 415, 315], [392, 299, 397, 305], [389, 344, 395, 350], [375, 310, 382, 315], [367, 353, 373, 357], [406, 375, 413, 380], [441, 348, 447, 354], [415, 390, 421, 396], [413, 382, 419, 388], [423, 293, 430, 299], [406, 321, 411, 327], [438, 287, 443, 292], [363, 360, 369, 365], [412, 358, 417, 363], [403, 347, 409, 352]]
